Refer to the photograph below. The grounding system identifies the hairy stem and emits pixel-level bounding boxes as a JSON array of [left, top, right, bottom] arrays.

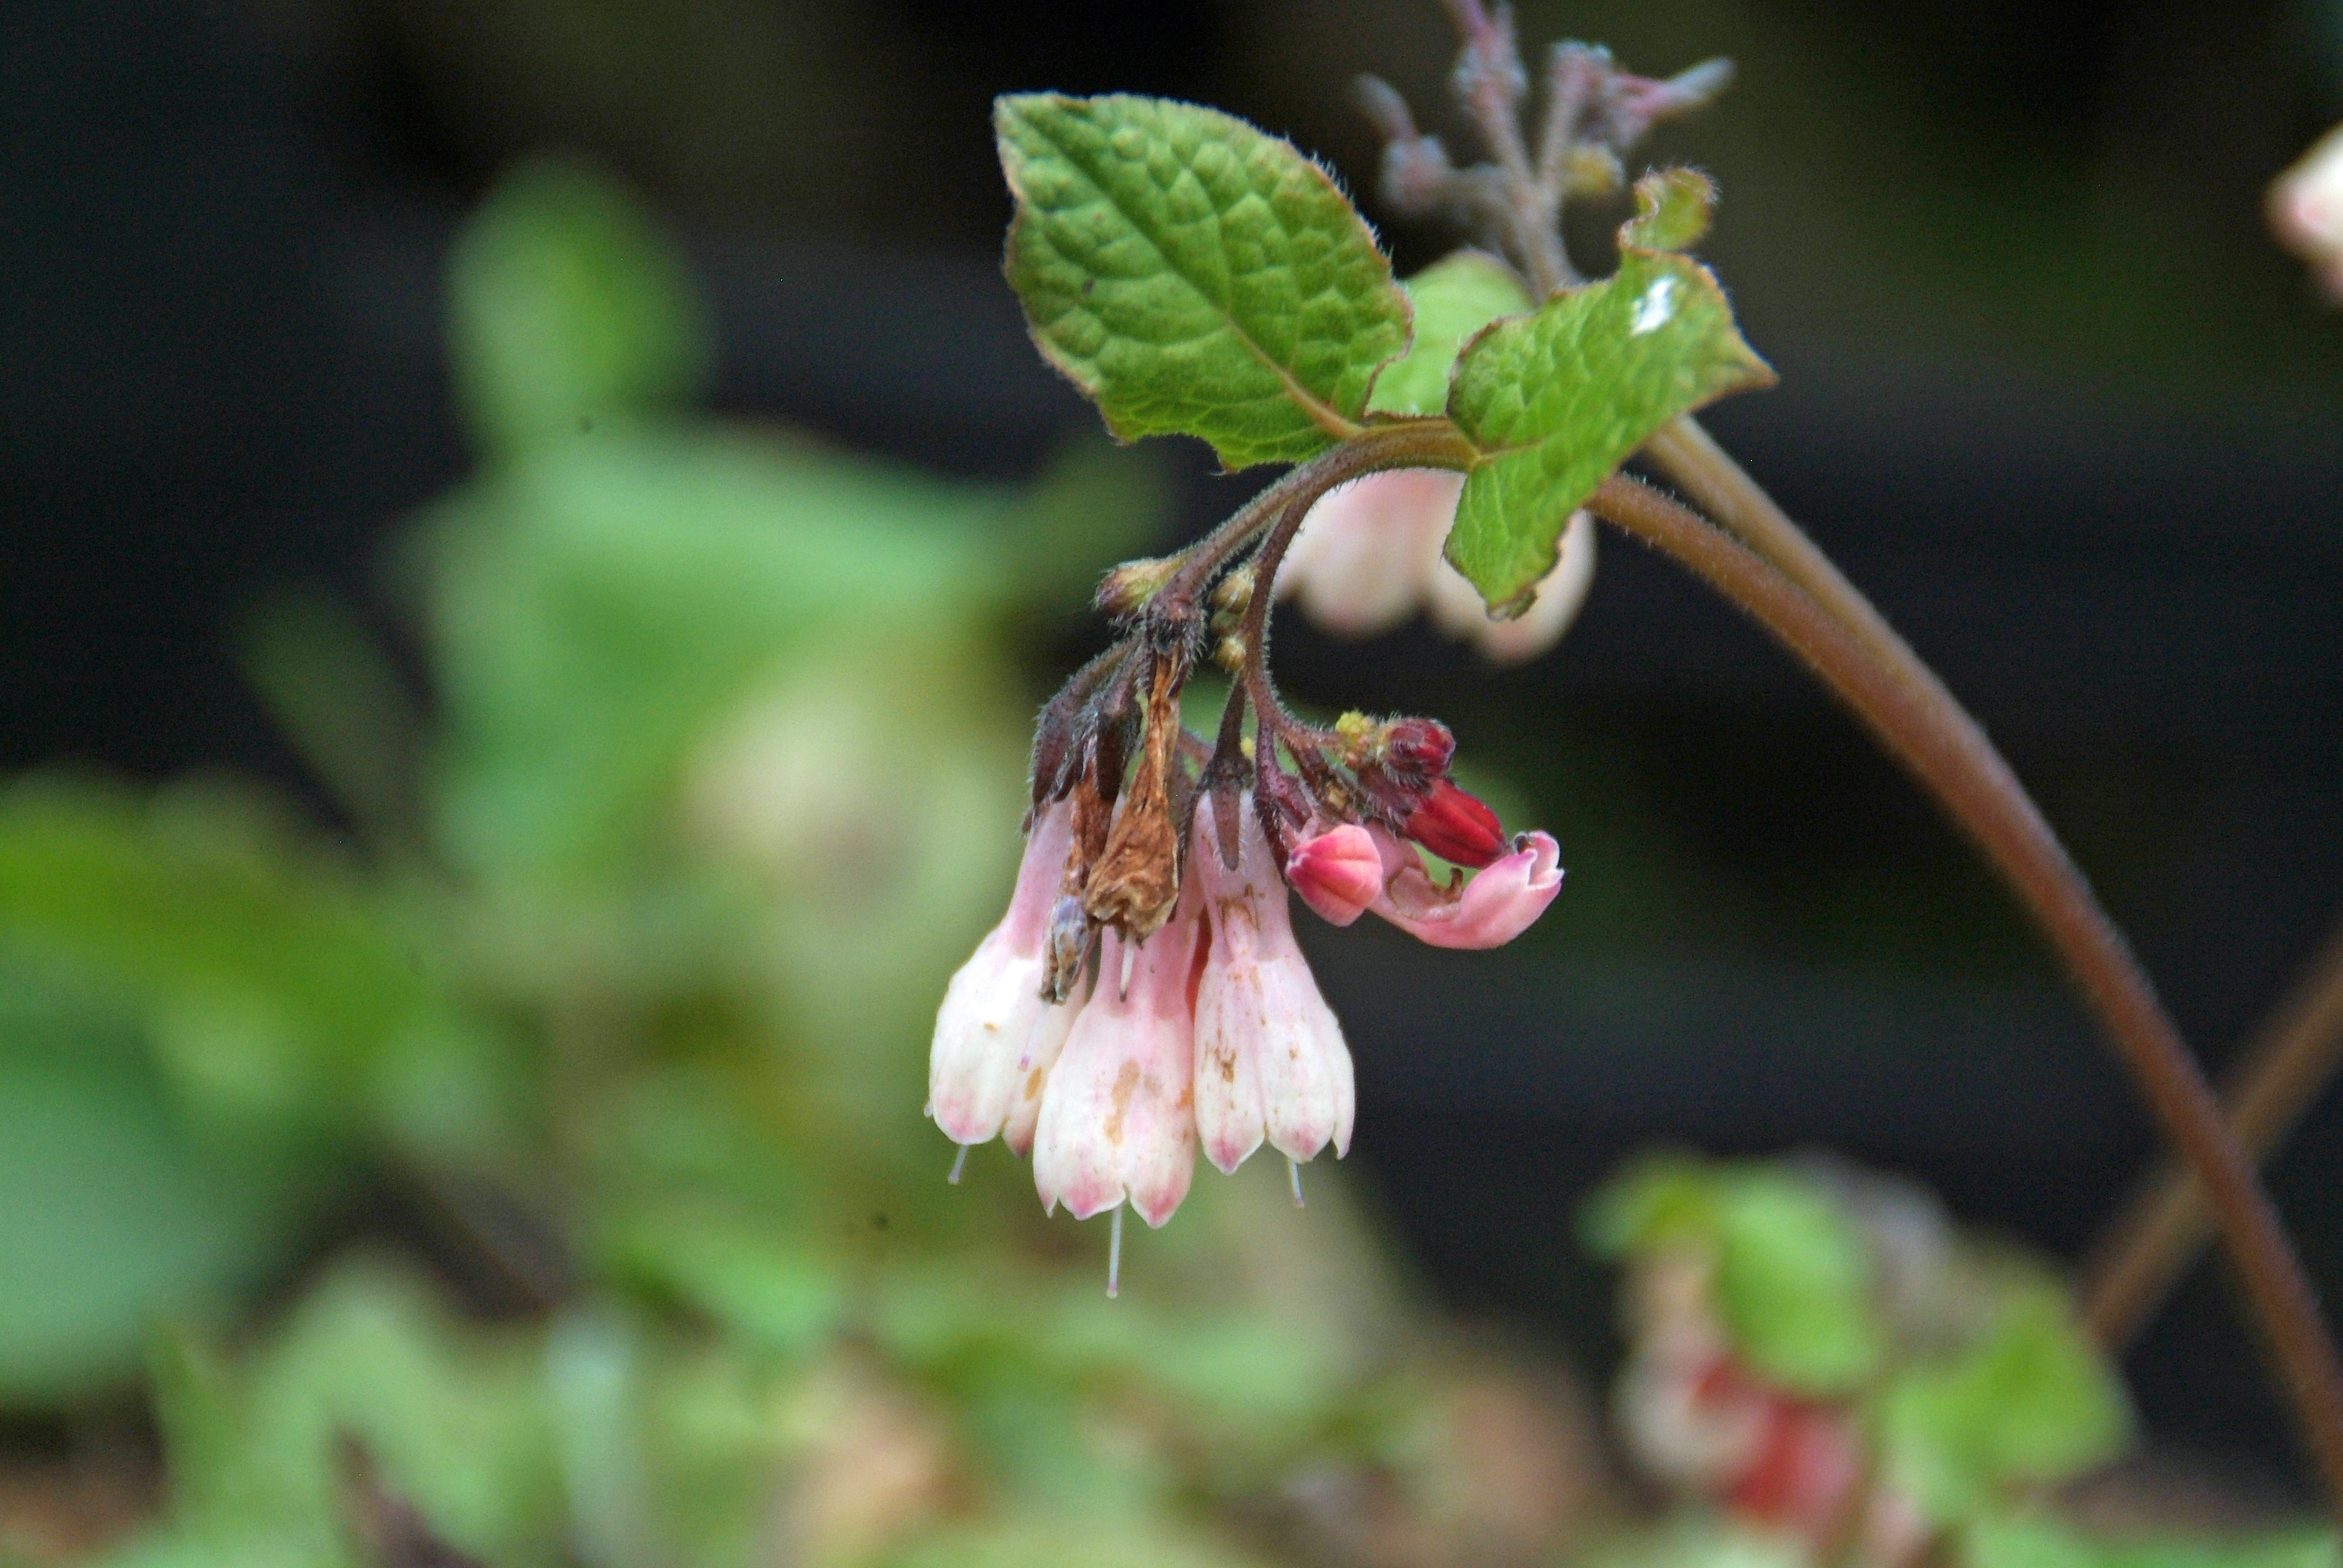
[[2084, 914, 2343, 1348], [1151, 420, 1475, 619], [1585, 472, 2343, 1516], [1639, 416, 1922, 684]]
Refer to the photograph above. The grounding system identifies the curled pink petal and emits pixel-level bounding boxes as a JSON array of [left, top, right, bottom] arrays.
[[928, 803, 1083, 1146], [1285, 822, 1383, 927], [1367, 828, 1562, 950]]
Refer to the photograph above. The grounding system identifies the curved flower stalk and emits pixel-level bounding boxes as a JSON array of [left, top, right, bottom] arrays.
[[1279, 470, 1596, 663]]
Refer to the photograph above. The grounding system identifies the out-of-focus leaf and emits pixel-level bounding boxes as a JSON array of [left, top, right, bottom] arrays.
[[1367, 251, 1534, 418], [0, 778, 516, 1162], [448, 157, 712, 458], [1713, 1172, 1883, 1395], [596, 1201, 843, 1359], [887, 1516, 1276, 1568], [1883, 1281, 2132, 1523], [1570, 1517, 1812, 1568], [0, 963, 324, 1404], [417, 429, 1007, 883], [996, 93, 1412, 470], [238, 588, 421, 852], [1963, 1514, 2339, 1568], [1619, 168, 1717, 253], [1005, 437, 1175, 613], [1446, 250, 1772, 612], [139, 1259, 562, 1568], [1579, 1151, 1721, 1257]]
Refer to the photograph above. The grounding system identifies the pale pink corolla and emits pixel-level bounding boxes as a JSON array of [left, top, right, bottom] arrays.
[[928, 803, 1085, 1153], [1284, 821, 1383, 927], [1279, 471, 1594, 663], [2272, 122, 2343, 299], [1365, 825, 1562, 950], [1278, 470, 1456, 636], [1029, 876, 1202, 1227], [1189, 798, 1355, 1175]]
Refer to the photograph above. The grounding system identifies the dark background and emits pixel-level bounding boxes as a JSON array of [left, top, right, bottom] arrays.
[[7, 0, 2343, 1497]]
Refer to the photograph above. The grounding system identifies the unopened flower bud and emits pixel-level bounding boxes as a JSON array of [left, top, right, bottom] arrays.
[[1209, 563, 1256, 617], [1286, 823, 1385, 927], [1403, 779, 1507, 869], [1094, 556, 1179, 618], [1381, 717, 1456, 780]]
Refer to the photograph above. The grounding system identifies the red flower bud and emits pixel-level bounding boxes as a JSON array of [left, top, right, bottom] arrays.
[[1403, 779, 1506, 869], [1381, 717, 1455, 781]]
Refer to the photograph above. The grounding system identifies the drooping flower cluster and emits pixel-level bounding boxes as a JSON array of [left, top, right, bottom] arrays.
[[1278, 471, 1596, 664], [929, 510, 1565, 1285]]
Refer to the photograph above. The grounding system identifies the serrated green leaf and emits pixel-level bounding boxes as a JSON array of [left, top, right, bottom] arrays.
[[1620, 168, 1717, 252], [996, 93, 1412, 470], [449, 157, 712, 459], [1883, 1283, 2132, 1523], [1446, 250, 1772, 611], [1367, 251, 1533, 418], [1713, 1173, 1883, 1395]]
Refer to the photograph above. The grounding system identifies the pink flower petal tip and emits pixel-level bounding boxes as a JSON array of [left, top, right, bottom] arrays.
[[1371, 829, 1562, 950]]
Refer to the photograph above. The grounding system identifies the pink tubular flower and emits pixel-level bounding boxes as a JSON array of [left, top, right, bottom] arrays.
[[1279, 472, 1595, 663], [1278, 471, 1457, 636], [1285, 822, 1383, 927], [1029, 876, 1202, 1227], [1367, 825, 1563, 950], [1189, 798, 1355, 1175], [928, 803, 1085, 1153]]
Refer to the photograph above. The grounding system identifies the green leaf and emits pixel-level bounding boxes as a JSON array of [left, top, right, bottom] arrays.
[[1367, 251, 1533, 418], [595, 1200, 843, 1359], [1883, 1283, 2133, 1523], [417, 428, 1006, 881], [449, 157, 712, 459], [1620, 168, 1717, 252], [1578, 1151, 1722, 1257], [1963, 1513, 2337, 1568], [1712, 1173, 1883, 1395], [1446, 250, 1773, 611], [0, 967, 319, 1402], [144, 1260, 562, 1565], [996, 93, 1412, 470], [0, 779, 514, 1162]]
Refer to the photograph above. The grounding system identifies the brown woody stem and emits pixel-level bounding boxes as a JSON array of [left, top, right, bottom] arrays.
[[1584, 472, 2343, 1517]]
